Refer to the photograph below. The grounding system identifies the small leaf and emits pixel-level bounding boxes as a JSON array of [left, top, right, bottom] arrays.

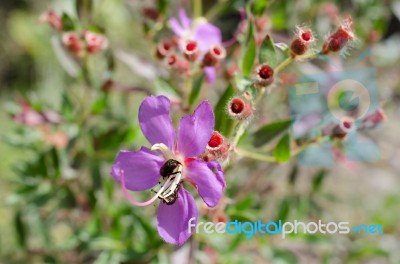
[[275, 197, 291, 222], [274, 133, 291, 163], [252, 119, 292, 147], [242, 36, 256, 76], [214, 85, 235, 136], [189, 74, 204, 105], [259, 35, 277, 67], [61, 13, 75, 31]]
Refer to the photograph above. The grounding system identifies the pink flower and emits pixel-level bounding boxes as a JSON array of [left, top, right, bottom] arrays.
[[110, 96, 225, 245]]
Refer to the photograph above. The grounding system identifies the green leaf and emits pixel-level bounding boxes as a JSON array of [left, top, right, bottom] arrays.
[[259, 35, 277, 67], [312, 170, 328, 192], [61, 13, 75, 31], [252, 119, 292, 147], [274, 133, 291, 163], [242, 36, 256, 76], [189, 74, 204, 105], [214, 85, 235, 136]]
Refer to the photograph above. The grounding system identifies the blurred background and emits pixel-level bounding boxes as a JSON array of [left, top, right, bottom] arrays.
[[0, 0, 399, 263]]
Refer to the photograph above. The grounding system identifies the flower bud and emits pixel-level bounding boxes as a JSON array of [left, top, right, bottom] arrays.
[[227, 97, 253, 120], [332, 116, 354, 139], [362, 109, 386, 129], [254, 64, 274, 87], [202, 45, 226, 67], [39, 10, 63, 31], [62, 32, 82, 55], [84, 31, 108, 54], [206, 131, 231, 160], [184, 40, 199, 61], [322, 17, 354, 54], [142, 7, 159, 21], [165, 54, 189, 72], [156, 40, 174, 59], [290, 27, 315, 57]]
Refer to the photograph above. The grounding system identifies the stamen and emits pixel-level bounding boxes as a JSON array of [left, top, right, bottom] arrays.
[[151, 143, 175, 160], [120, 170, 172, 207]]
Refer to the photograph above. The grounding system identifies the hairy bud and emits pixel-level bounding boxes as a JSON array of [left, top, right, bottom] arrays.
[[322, 17, 354, 54], [202, 45, 226, 67]]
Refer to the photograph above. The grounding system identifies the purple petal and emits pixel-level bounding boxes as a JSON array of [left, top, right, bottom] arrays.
[[186, 160, 225, 208], [177, 101, 214, 158], [203, 67, 217, 84], [139, 96, 176, 150], [178, 9, 191, 29], [157, 188, 198, 245], [111, 147, 164, 191], [169, 17, 184, 37], [194, 23, 222, 52]]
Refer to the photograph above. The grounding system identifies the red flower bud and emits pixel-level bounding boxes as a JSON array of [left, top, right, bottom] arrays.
[[290, 27, 315, 57], [202, 45, 226, 67], [165, 54, 189, 72], [362, 109, 386, 128], [184, 40, 199, 61], [254, 64, 274, 87], [156, 40, 174, 59], [62, 32, 82, 55], [322, 17, 354, 54], [206, 131, 231, 160], [39, 10, 63, 31], [84, 31, 108, 54], [142, 7, 159, 21], [227, 97, 253, 120], [332, 116, 354, 139]]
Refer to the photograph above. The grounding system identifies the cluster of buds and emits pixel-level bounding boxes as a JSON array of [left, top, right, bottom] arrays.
[[62, 31, 108, 56], [290, 27, 315, 57], [203, 131, 231, 161], [332, 116, 354, 139], [39, 10, 63, 31], [254, 64, 274, 88], [227, 96, 253, 121], [156, 39, 226, 74], [322, 17, 354, 54]]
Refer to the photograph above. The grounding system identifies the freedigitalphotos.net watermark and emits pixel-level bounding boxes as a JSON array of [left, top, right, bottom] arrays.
[[188, 218, 384, 239]]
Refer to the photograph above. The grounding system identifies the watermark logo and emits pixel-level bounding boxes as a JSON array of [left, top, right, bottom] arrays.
[[288, 49, 381, 166], [188, 218, 384, 239]]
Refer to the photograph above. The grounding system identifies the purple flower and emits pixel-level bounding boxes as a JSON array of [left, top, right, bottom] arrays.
[[111, 95, 225, 245], [169, 9, 222, 83]]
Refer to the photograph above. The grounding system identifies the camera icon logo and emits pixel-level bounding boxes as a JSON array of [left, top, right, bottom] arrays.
[[288, 56, 381, 166]]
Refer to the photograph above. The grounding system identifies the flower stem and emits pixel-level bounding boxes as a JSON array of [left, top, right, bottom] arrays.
[[274, 56, 293, 75], [235, 148, 276, 162], [193, 0, 202, 18]]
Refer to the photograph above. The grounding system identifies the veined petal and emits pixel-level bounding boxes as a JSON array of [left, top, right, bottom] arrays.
[[186, 160, 225, 208], [177, 101, 214, 158], [139, 96, 176, 150], [194, 22, 222, 52], [111, 147, 164, 191], [157, 188, 198, 245]]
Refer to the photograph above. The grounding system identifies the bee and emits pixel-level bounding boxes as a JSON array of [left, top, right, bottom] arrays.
[[157, 159, 183, 205]]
